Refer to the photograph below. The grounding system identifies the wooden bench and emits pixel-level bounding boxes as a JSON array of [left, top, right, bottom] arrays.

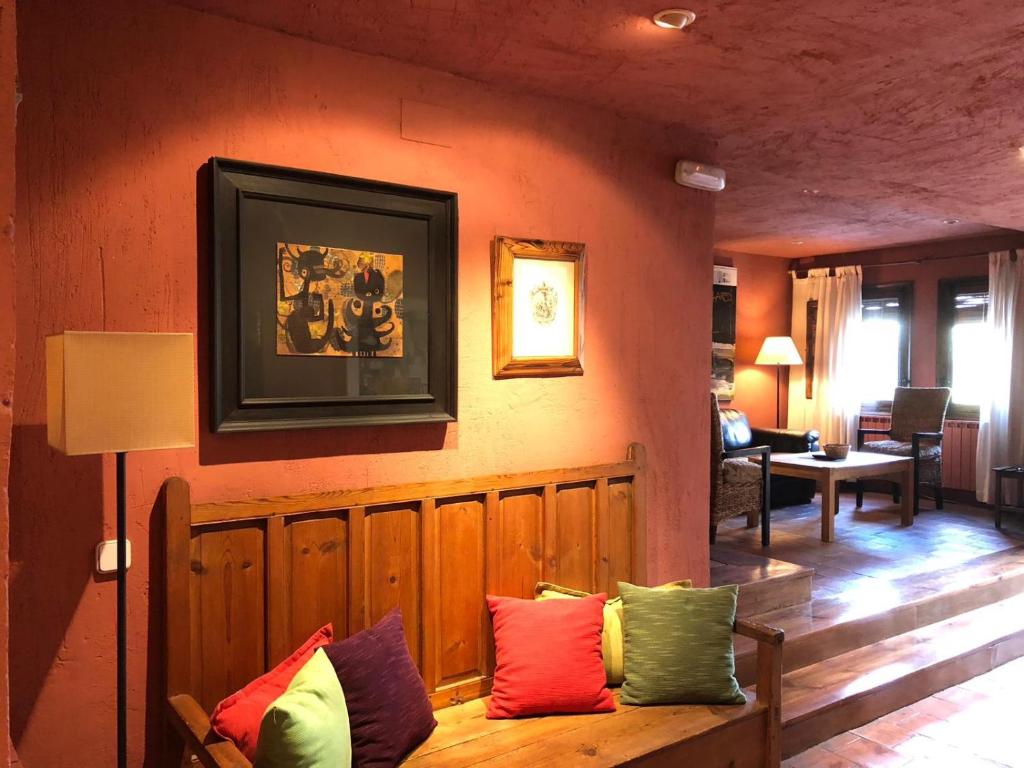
[[163, 444, 784, 767]]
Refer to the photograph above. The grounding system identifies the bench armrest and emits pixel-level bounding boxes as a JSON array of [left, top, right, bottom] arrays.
[[734, 619, 783, 767], [168, 694, 251, 768]]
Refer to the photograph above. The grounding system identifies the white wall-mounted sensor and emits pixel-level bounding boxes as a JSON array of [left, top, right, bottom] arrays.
[[96, 539, 132, 575], [675, 160, 726, 192]]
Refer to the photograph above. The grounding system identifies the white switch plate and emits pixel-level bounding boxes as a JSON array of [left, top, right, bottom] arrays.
[[96, 540, 132, 574]]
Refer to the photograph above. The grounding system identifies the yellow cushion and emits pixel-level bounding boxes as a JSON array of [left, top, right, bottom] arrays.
[[534, 580, 692, 686]]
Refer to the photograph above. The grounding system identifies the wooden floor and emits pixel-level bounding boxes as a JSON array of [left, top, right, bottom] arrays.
[[717, 491, 1023, 603], [783, 655, 1024, 767], [712, 490, 1024, 761]]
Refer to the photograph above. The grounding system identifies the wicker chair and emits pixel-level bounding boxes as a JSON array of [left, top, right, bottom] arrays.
[[856, 387, 951, 515], [710, 393, 771, 546]]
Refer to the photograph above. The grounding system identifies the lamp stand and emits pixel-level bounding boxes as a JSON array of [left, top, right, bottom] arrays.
[[116, 451, 127, 768], [774, 365, 782, 429]]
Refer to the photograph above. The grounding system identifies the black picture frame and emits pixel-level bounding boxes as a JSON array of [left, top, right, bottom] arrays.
[[210, 157, 458, 432]]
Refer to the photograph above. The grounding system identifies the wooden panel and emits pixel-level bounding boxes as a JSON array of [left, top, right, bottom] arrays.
[[490, 488, 543, 598], [166, 443, 645, 735], [285, 513, 349, 647], [552, 482, 596, 592], [436, 495, 487, 687], [190, 523, 265, 711], [604, 478, 634, 597], [364, 502, 422, 664]]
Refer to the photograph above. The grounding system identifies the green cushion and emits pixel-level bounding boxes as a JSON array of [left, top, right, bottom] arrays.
[[254, 648, 352, 768], [618, 582, 745, 706]]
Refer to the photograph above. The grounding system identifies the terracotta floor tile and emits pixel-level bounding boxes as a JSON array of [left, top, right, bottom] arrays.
[[822, 733, 912, 767]]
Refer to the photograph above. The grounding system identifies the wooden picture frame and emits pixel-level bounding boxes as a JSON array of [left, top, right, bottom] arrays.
[[210, 157, 458, 432], [492, 236, 585, 378]]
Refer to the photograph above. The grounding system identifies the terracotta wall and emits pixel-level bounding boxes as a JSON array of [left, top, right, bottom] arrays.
[[11, 1, 715, 764], [0, 0, 13, 764], [714, 251, 792, 427]]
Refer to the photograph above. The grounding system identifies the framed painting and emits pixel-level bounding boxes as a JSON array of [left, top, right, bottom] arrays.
[[210, 158, 457, 432], [492, 236, 585, 378]]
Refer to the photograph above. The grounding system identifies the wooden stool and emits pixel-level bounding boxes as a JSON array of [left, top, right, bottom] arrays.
[[993, 465, 1024, 530]]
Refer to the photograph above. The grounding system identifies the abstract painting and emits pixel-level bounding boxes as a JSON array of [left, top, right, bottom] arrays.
[[276, 243, 404, 358]]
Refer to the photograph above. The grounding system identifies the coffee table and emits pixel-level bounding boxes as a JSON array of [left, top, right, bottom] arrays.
[[750, 451, 914, 543]]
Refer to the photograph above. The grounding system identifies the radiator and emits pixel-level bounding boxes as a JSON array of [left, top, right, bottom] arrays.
[[858, 415, 979, 491]]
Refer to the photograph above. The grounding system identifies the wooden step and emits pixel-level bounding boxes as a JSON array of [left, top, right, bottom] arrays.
[[768, 592, 1024, 758], [734, 544, 1024, 686], [710, 544, 814, 617]]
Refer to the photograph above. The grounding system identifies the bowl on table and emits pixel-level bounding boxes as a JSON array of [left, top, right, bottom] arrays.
[[823, 443, 850, 460]]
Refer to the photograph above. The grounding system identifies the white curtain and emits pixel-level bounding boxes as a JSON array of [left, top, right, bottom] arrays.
[[976, 250, 1024, 503], [787, 266, 863, 445]]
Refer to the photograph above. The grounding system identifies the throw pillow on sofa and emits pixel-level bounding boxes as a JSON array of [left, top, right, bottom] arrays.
[[210, 623, 334, 760], [486, 593, 614, 718], [324, 609, 436, 768], [254, 648, 351, 768], [618, 582, 745, 706]]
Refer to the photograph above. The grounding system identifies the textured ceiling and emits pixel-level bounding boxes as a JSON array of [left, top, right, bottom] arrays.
[[172, 0, 1024, 256]]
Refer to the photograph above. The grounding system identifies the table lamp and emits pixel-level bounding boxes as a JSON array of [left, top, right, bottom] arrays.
[[46, 331, 195, 768], [755, 335, 803, 428]]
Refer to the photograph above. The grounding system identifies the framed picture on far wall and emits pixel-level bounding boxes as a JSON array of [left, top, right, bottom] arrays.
[[210, 157, 458, 432], [712, 265, 737, 400], [492, 236, 585, 378]]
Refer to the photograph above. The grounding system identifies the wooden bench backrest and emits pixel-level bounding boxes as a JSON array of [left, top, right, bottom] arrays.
[[164, 444, 647, 713]]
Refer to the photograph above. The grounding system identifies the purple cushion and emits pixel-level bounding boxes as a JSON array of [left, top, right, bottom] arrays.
[[324, 608, 436, 767]]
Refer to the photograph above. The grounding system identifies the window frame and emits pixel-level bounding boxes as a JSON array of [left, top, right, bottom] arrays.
[[860, 282, 913, 414], [936, 275, 989, 421]]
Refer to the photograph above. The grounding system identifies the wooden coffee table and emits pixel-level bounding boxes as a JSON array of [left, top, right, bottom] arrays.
[[750, 451, 914, 543]]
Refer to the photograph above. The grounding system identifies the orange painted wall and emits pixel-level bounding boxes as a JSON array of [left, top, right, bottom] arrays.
[[11, 1, 715, 764], [715, 251, 792, 427], [0, 0, 14, 764]]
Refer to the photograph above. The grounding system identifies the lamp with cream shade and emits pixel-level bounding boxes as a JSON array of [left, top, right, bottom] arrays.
[[755, 335, 803, 428], [47, 331, 195, 768]]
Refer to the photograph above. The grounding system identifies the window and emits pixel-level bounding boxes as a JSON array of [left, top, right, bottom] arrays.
[[858, 283, 912, 408], [937, 276, 990, 416]]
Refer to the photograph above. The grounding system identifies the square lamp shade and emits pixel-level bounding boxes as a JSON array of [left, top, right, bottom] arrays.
[[755, 336, 803, 366], [46, 332, 196, 455]]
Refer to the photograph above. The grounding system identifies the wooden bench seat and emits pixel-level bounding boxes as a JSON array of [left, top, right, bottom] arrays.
[[408, 691, 766, 768], [162, 445, 783, 767]]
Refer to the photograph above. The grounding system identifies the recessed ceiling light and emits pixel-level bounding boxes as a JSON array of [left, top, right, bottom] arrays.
[[942, 218, 961, 225], [653, 8, 697, 29], [802, 188, 821, 195], [793, 240, 805, 245]]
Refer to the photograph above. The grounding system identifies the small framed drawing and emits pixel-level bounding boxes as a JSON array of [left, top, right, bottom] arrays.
[[210, 157, 458, 432], [492, 236, 585, 378]]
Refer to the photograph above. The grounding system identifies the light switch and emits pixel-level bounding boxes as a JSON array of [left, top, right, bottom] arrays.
[[96, 539, 132, 575]]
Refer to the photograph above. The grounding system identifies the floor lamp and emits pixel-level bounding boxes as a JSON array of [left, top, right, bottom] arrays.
[[755, 336, 803, 428], [46, 332, 195, 768]]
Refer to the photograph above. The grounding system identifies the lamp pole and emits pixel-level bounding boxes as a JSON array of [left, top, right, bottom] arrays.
[[775, 365, 783, 428], [116, 451, 127, 768]]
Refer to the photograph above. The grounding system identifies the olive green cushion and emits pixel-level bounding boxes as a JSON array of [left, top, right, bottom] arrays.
[[254, 648, 352, 768], [618, 582, 745, 706], [534, 580, 692, 686]]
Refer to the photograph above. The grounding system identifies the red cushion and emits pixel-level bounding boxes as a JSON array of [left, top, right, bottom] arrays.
[[210, 623, 333, 759], [486, 593, 614, 719]]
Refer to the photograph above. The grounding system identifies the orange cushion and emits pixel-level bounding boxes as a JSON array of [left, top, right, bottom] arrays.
[[486, 594, 614, 719], [210, 623, 334, 760]]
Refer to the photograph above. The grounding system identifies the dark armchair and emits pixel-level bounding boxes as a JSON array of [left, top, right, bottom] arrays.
[[856, 387, 951, 515], [719, 404, 821, 508], [711, 394, 773, 546]]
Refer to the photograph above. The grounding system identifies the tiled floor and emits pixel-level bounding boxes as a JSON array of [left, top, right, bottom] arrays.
[[718, 491, 1023, 603], [784, 655, 1024, 767]]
